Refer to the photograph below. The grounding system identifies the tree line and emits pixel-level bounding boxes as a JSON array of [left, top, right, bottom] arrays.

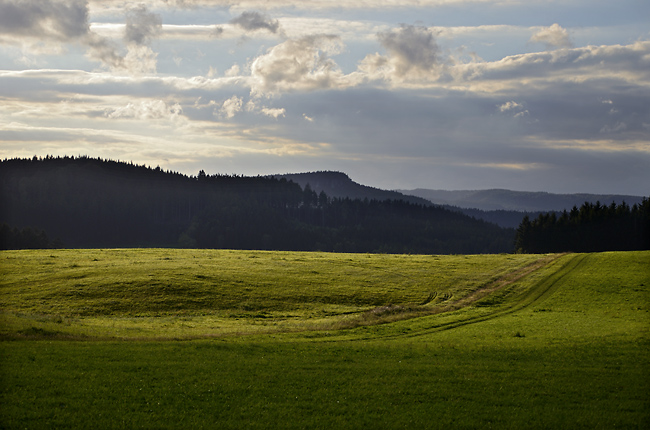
[[515, 199, 650, 253], [0, 156, 514, 253]]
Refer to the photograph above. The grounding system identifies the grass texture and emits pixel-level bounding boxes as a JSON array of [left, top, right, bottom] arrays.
[[1, 250, 648, 429], [1, 249, 546, 338]]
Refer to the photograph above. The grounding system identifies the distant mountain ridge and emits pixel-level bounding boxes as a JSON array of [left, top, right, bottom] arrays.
[[269, 172, 645, 228], [397, 188, 646, 212], [271, 171, 432, 206]]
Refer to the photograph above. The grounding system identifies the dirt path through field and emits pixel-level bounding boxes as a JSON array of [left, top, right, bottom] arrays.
[[393, 253, 587, 339], [325, 253, 572, 335], [433, 253, 564, 313]]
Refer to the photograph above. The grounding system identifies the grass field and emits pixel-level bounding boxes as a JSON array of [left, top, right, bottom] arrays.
[[1, 250, 649, 428]]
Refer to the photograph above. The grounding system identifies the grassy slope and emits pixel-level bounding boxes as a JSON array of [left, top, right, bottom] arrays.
[[0, 249, 545, 338], [0, 251, 648, 429]]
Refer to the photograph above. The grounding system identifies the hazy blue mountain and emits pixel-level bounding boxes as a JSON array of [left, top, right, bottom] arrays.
[[397, 188, 646, 212]]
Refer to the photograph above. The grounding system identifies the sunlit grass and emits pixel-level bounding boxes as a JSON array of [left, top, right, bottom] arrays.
[[1, 249, 545, 339], [1, 250, 648, 429]]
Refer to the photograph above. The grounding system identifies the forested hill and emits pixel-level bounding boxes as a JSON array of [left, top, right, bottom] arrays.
[[271, 171, 431, 206], [515, 200, 649, 253], [272, 172, 546, 228], [0, 157, 514, 253]]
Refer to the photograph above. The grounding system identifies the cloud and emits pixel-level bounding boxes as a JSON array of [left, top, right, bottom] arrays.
[[105, 99, 183, 120], [0, 0, 89, 40], [359, 25, 442, 83], [225, 64, 241, 77], [124, 4, 162, 46], [261, 107, 286, 118], [230, 11, 280, 34], [0, 0, 124, 67], [0, 0, 166, 74], [497, 100, 529, 118], [451, 41, 650, 89], [498, 101, 523, 112], [87, 0, 536, 11], [250, 34, 357, 94], [529, 23, 572, 49], [122, 45, 158, 75], [378, 25, 440, 75], [120, 5, 162, 74], [219, 96, 243, 118]]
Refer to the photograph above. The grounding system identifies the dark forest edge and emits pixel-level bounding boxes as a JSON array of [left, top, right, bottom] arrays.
[[515, 200, 650, 253], [1, 156, 512, 253], [1, 156, 648, 253]]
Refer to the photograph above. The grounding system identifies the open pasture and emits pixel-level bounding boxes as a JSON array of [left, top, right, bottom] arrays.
[[0, 249, 547, 339], [1, 250, 649, 428]]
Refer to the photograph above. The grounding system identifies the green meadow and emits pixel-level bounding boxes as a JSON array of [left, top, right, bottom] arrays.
[[1, 250, 649, 428]]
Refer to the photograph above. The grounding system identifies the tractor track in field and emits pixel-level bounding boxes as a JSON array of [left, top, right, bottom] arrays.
[[333, 253, 587, 341], [391, 253, 588, 339], [431, 253, 565, 312]]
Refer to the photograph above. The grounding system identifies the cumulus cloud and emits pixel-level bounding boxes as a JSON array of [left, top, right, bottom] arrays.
[[250, 34, 355, 94], [225, 64, 241, 77], [123, 44, 158, 75], [378, 25, 439, 75], [360, 25, 441, 83], [261, 107, 286, 118], [0, 0, 165, 74], [105, 100, 182, 120], [120, 5, 162, 74], [529, 23, 572, 49], [0, 0, 124, 67], [219, 95, 243, 118], [241, 99, 285, 118], [124, 4, 162, 46], [498, 101, 523, 112], [230, 11, 280, 34], [497, 100, 529, 118]]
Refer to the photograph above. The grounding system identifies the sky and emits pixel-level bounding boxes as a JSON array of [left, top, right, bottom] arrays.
[[0, 0, 649, 195]]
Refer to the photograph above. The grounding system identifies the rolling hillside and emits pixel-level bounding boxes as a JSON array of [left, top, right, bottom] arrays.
[[0, 157, 514, 253], [271, 171, 431, 205], [2, 250, 648, 429]]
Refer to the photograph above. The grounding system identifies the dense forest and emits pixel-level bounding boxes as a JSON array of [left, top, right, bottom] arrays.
[[514, 200, 650, 253], [0, 156, 514, 253]]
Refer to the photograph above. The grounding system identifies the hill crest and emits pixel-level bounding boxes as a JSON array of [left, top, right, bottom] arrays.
[[271, 171, 432, 206], [398, 188, 645, 212]]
